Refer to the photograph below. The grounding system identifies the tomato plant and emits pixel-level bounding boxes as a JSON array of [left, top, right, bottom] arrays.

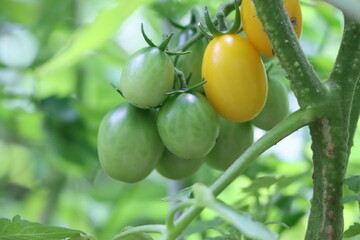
[[241, 0, 302, 57], [202, 34, 268, 122], [204, 117, 253, 171], [97, 102, 164, 183], [252, 77, 289, 131], [119, 47, 174, 108], [157, 92, 219, 159], [156, 149, 204, 180]]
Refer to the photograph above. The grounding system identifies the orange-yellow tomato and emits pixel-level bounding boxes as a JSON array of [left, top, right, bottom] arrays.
[[241, 0, 303, 57], [202, 34, 267, 123]]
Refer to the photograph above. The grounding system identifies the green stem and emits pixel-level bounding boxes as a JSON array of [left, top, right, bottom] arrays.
[[111, 225, 165, 240], [166, 108, 321, 240], [252, 0, 327, 108], [174, 1, 236, 52], [304, 17, 360, 240]]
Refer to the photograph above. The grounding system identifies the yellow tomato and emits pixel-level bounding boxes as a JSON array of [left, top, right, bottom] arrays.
[[241, 0, 303, 57], [202, 34, 267, 122]]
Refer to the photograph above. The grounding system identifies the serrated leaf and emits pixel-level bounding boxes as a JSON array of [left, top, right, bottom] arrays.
[[0, 215, 88, 240], [343, 193, 360, 203], [161, 186, 192, 202], [37, 0, 153, 77], [344, 175, 360, 193], [344, 222, 360, 238], [243, 176, 279, 193]]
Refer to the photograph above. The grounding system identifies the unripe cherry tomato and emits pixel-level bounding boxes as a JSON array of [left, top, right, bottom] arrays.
[[120, 47, 174, 108], [252, 77, 289, 130], [157, 92, 219, 159], [202, 34, 267, 122], [203, 117, 253, 171], [97, 102, 164, 183], [156, 149, 203, 180], [241, 0, 302, 57]]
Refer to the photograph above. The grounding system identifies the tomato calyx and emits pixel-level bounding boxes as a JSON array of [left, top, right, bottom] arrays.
[[140, 23, 190, 56], [166, 68, 207, 95], [199, 0, 241, 39]]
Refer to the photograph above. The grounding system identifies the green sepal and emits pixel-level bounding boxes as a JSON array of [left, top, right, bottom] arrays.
[[227, 0, 242, 34], [165, 50, 191, 56], [198, 22, 214, 39], [204, 7, 222, 37], [165, 81, 207, 95], [141, 23, 156, 47], [110, 83, 124, 98], [159, 32, 174, 51]]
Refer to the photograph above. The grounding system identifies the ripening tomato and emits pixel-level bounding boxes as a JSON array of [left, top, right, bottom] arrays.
[[241, 0, 303, 57], [252, 77, 289, 130], [202, 34, 267, 122], [203, 117, 253, 171], [156, 149, 204, 180], [97, 102, 164, 183], [120, 47, 174, 108], [157, 92, 219, 159]]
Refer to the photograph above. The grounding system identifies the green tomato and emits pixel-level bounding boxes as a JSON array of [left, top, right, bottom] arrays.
[[157, 92, 219, 159], [120, 47, 174, 108], [156, 149, 204, 180], [172, 29, 207, 91], [97, 102, 164, 183], [252, 77, 289, 131], [204, 117, 254, 171]]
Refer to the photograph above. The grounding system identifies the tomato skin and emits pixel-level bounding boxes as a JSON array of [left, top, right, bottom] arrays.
[[156, 149, 204, 180], [97, 102, 164, 183], [241, 0, 302, 57], [202, 34, 267, 122], [120, 47, 174, 108], [203, 117, 253, 171], [252, 77, 289, 131], [157, 92, 219, 159], [173, 30, 207, 91]]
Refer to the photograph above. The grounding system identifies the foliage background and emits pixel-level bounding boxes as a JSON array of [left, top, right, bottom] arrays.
[[0, 0, 359, 239]]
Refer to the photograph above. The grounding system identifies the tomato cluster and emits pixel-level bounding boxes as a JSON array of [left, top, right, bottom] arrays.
[[97, 0, 300, 183]]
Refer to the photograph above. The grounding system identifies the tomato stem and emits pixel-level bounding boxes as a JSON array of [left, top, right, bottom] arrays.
[[166, 107, 321, 240], [111, 225, 165, 240]]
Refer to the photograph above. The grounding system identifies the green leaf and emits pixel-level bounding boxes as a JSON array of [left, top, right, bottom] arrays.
[[37, 0, 153, 77], [344, 175, 360, 193], [344, 222, 360, 238], [0, 215, 90, 240], [343, 193, 360, 203], [243, 176, 279, 193], [210, 203, 278, 240]]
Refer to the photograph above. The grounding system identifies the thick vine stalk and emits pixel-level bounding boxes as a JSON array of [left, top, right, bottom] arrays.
[[252, 1, 360, 239]]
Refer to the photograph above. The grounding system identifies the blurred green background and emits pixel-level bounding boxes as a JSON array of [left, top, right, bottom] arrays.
[[0, 0, 358, 239]]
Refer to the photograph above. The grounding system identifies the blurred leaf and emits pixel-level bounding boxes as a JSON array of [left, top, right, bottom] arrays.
[[344, 222, 360, 238], [277, 171, 309, 189], [343, 193, 360, 204], [37, 0, 153, 77], [210, 203, 278, 240], [344, 175, 360, 193], [161, 186, 192, 202], [180, 218, 224, 237], [243, 176, 279, 193], [0, 215, 87, 240]]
